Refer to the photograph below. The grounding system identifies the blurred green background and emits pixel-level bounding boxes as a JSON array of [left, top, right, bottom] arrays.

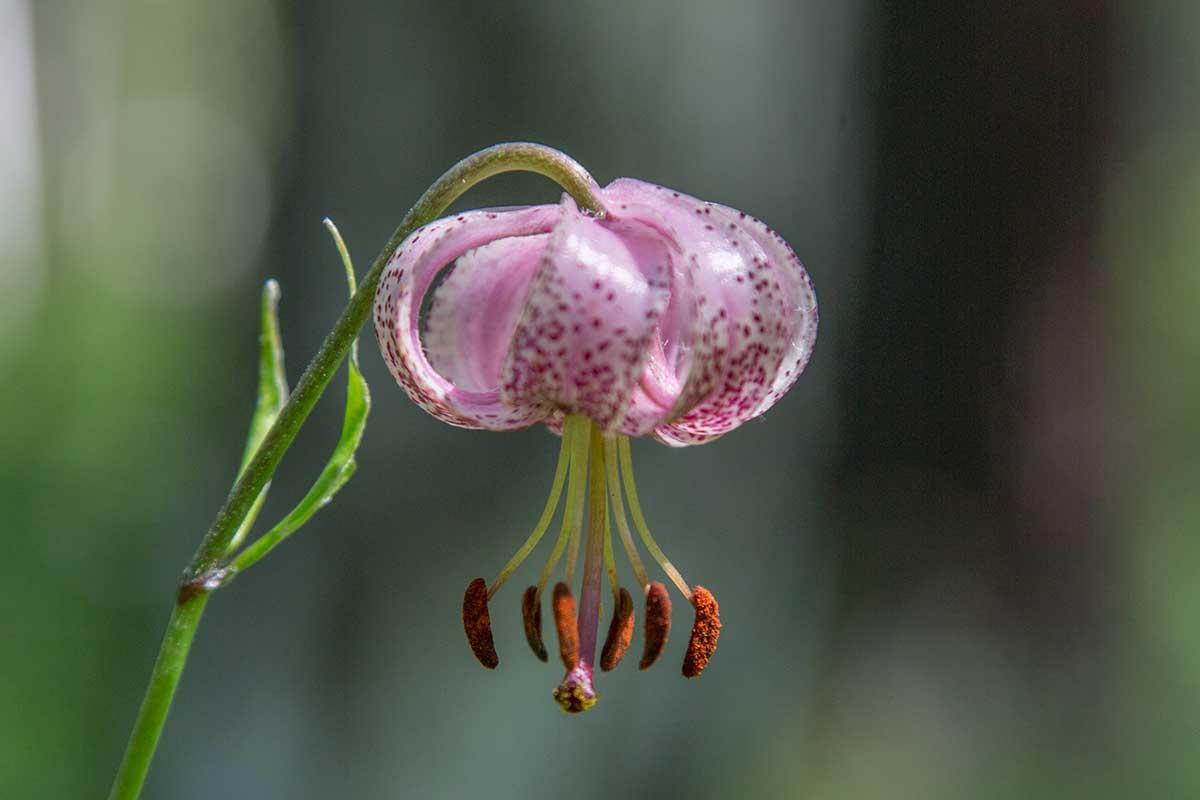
[[3, 1, 1196, 797]]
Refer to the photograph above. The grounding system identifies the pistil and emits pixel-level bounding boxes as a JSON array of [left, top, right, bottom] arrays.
[[554, 420, 606, 713], [576, 424, 608, 666]]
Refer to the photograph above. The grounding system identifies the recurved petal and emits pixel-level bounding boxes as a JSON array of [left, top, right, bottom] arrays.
[[596, 198, 705, 438], [600, 178, 816, 446], [424, 234, 549, 393], [501, 196, 674, 433], [373, 205, 560, 430], [655, 201, 806, 446], [712, 203, 818, 419]]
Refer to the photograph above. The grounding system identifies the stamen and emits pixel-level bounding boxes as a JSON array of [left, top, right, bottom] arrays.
[[564, 514, 583, 582], [682, 586, 721, 678], [462, 577, 498, 669], [487, 428, 572, 599], [600, 475, 633, 671], [639, 581, 672, 670], [557, 417, 592, 584], [534, 416, 591, 593], [535, 521, 570, 594], [617, 436, 692, 601], [603, 438, 649, 589], [521, 585, 547, 662], [552, 581, 579, 670], [603, 493, 619, 600], [600, 587, 634, 671]]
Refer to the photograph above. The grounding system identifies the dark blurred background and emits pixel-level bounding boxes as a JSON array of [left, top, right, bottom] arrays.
[[4, 1, 1196, 797]]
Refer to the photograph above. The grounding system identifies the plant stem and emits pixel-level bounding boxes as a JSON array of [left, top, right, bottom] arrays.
[[108, 143, 605, 800], [107, 594, 208, 800], [186, 142, 604, 584]]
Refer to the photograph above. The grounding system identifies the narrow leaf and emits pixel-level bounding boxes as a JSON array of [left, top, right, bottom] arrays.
[[230, 221, 370, 574], [240, 279, 290, 471], [226, 280, 290, 554]]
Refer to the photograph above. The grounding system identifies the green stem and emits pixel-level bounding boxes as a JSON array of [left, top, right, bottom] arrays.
[[108, 143, 605, 800], [107, 594, 208, 800], [186, 142, 604, 584]]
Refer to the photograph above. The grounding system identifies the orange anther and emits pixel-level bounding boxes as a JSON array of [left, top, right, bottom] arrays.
[[682, 586, 721, 678], [600, 587, 635, 671], [552, 582, 579, 670]]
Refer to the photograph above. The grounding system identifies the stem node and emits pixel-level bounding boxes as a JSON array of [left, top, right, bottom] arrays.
[[175, 567, 230, 605]]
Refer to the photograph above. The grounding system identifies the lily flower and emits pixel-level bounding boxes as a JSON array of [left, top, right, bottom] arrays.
[[373, 178, 817, 712]]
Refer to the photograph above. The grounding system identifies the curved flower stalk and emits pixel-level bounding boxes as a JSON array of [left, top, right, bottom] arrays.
[[109, 144, 608, 800], [375, 177, 817, 711]]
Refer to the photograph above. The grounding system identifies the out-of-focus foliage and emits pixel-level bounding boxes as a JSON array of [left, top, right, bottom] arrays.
[[1, 1, 1196, 798]]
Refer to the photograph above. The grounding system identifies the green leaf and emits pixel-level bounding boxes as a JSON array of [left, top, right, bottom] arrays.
[[241, 280, 290, 470], [229, 220, 371, 574], [226, 280, 290, 554]]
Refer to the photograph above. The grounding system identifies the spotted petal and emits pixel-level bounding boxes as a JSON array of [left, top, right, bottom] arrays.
[[592, 198, 704, 438], [500, 196, 673, 433], [373, 205, 559, 430], [599, 179, 817, 446], [424, 234, 549, 393], [373, 177, 816, 444], [712, 202, 818, 419]]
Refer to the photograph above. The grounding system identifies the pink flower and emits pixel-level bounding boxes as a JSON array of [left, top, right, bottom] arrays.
[[374, 178, 816, 712]]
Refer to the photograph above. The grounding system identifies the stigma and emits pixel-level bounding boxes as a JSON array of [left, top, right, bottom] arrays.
[[459, 415, 721, 713]]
